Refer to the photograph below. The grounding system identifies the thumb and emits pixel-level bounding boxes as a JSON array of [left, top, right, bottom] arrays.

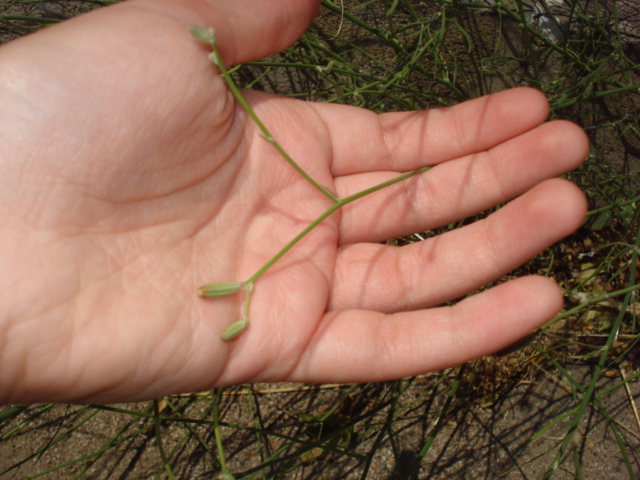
[[137, 0, 322, 65]]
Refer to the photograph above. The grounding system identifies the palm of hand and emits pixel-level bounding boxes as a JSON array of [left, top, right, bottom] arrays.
[[0, 1, 588, 403]]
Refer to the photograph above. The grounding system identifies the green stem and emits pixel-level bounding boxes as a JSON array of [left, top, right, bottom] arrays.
[[247, 165, 430, 284], [153, 399, 176, 480], [543, 282, 640, 329], [212, 389, 231, 476], [246, 203, 340, 284], [209, 36, 339, 203], [341, 165, 430, 204], [191, 26, 432, 340]]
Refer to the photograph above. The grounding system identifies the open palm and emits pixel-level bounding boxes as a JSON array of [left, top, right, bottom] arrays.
[[0, 0, 588, 403]]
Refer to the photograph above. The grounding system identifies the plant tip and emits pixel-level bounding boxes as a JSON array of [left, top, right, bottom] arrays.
[[190, 25, 216, 45], [198, 281, 244, 299], [221, 319, 249, 342]]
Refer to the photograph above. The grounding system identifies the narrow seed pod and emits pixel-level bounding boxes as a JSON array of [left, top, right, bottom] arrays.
[[221, 320, 249, 342], [197, 282, 244, 299]]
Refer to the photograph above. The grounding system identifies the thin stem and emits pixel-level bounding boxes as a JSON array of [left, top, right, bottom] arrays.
[[191, 26, 432, 341], [543, 282, 640, 329], [247, 165, 430, 284], [340, 165, 430, 204], [208, 33, 339, 203], [212, 389, 231, 476], [153, 399, 176, 480], [246, 203, 340, 284]]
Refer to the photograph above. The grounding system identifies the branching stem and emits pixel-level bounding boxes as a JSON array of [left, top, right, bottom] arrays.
[[191, 26, 431, 341], [204, 27, 339, 203]]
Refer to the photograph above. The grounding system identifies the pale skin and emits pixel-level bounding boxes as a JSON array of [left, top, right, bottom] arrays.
[[0, 0, 588, 404]]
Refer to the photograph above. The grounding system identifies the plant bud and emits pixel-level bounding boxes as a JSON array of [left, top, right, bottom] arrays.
[[197, 282, 244, 299], [190, 25, 216, 45], [221, 320, 249, 341]]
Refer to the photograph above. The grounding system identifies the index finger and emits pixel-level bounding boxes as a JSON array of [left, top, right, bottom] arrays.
[[313, 87, 550, 176]]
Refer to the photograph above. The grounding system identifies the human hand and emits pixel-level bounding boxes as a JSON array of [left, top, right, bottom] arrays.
[[0, 0, 587, 403]]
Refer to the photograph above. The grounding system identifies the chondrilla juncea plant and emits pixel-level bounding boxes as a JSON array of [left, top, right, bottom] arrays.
[[190, 25, 431, 341]]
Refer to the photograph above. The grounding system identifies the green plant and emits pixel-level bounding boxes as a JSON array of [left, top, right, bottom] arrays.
[[192, 26, 431, 341], [1, 1, 639, 478]]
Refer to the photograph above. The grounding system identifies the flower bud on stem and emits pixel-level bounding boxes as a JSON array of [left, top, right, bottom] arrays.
[[197, 282, 244, 299], [191, 25, 431, 342]]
